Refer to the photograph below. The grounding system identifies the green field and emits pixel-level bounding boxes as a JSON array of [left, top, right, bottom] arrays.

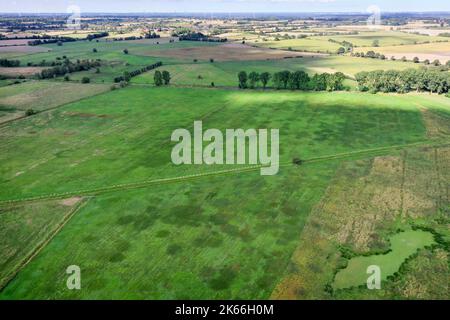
[[333, 230, 436, 290], [1, 24, 449, 301], [131, 55, 420, 87], [311, 31, 450, 47], [0, 84, 448, 299], [0, 198, 85, 289], [253, 38, 342, 53], [0, 81, 110, 123]]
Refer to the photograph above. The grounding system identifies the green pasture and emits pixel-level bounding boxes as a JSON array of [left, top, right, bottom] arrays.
[[0, 87, 433, 201], [333, 230, 436, 290], [132, 55, 420, 87]]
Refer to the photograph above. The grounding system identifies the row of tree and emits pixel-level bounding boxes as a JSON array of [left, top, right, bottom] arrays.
[[0, 58, 20, 67], [113, 62, 163, 83], [179, 32, 227, 42], [37, 59, 101, 79], [154, 70, 171, 86], [238, 70, 346, 91], [86, 32, 109, 41], [28, 37, 77, 46], [355, 68, 450, 94]]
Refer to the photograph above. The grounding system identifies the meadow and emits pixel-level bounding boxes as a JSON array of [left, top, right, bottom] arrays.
[[0, 20, 449, 300], [0, 84, 448, 299]]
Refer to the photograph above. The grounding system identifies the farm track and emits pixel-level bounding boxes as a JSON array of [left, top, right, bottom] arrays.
[[0, 197, 91, 291], [0, 81, 111, 127], [0, 139, 448, 205]]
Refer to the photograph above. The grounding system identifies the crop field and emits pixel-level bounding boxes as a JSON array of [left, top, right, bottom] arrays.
[[355, 41, 450, 63]]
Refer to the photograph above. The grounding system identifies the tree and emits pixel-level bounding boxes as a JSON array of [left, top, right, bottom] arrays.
[[162, 70, 171, 85], [123, 71, 131, 82], [81, 77, 90, 83], [413, 57, 420, 63], [25, 109, 37, 116], [154, 70, 163, 86], [432, 59, 441, 66], [424, 59, 430, 65], [372, 39, 380, 47], [93, 48, 98, 53], [273, 71, 290, 89], [210, 58, 214, 63], [337, 47, 346, 55], [248, 72, 260, 89], [123, 49, 129, 54], [238, 71, 248, 89], [260, 72, 271, 89]]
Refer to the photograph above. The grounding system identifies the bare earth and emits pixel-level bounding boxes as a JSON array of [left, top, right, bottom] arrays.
[[142, 43, 327, 61]]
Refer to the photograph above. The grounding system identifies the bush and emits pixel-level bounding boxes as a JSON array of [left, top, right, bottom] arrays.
[[25, 109, 37, 116], [81, 77, 91, 84]]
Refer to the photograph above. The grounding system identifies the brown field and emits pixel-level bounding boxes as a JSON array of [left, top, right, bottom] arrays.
[[141, 43, 326, 62], [0, 67, 46, 78], [0, 45, 49, 55], [0, 39, 32, 47]]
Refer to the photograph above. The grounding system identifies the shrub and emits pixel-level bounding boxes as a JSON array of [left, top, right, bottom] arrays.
[[81, 77, 91, 83], [25, 109, 37, 116]]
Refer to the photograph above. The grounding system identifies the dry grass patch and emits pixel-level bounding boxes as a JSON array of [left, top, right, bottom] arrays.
[[0, 67, 46, 78]]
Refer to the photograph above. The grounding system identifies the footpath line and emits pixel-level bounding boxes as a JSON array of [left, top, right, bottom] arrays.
[[0, 140, 448, 205]]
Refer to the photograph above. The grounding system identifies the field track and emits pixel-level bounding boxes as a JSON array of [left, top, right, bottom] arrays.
[[0, 197, 91, 291], [1, 139, 447, 205]]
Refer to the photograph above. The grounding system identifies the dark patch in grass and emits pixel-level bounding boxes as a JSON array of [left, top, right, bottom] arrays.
[[156, 229, 170, 238], [167, 243, 183, 255], [207, 266, 237, 291], [163, 205, 203, 227]]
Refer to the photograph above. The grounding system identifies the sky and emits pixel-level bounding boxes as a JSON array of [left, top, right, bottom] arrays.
[[2, 0, 450, 13]]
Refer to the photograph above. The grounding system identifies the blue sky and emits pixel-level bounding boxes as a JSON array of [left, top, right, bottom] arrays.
[[2, 0, 450, 13]]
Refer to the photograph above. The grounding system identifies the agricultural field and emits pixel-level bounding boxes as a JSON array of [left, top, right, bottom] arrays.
[[0, 81, 110, 123], [0, 10, 449, 303], [355, 41, 450, 64]]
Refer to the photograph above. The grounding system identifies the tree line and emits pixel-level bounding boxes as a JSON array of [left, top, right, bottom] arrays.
[[37, 59, 101, 79], [28, 37, 77, 46], [179, 32, 227, 42], [113, 62, 163, 83], [0, 58, 20, 67], [355, 68, 450, 94], [238, 70, 346, 91]]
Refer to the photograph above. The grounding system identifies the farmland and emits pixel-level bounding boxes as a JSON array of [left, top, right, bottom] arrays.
[[0, 11, 449, 301]]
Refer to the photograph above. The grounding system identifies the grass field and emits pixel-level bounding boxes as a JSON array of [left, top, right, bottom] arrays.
[[0, 84, 448, 299], [0, 198, 85, 290], [253, 38, 342, 53], [333, 230, 436, 290], [132, 55, 420, 87], [311, 31, 450, 47], [0, 81, 110, 123]]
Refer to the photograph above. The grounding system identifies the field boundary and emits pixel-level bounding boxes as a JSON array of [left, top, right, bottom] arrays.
[[0, 81, 111, 127], [0, 139, 447, 205], [0, 197, 91, 292]]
